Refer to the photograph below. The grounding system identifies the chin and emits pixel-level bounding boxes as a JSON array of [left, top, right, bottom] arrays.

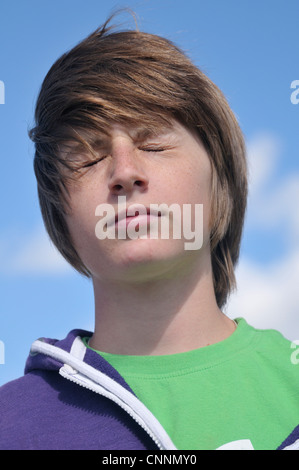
[[90, 237, 191, 282], [119, 236, 185, 263]]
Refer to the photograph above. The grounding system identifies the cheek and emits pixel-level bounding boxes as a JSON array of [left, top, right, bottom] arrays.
[[179, 161, 212, 207], [65, 192, 99, 251]]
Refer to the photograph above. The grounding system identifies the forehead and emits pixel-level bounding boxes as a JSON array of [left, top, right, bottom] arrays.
[[91, 119, 177, 143], [104, 121, 176, 141], [62, 119, 178, 153]]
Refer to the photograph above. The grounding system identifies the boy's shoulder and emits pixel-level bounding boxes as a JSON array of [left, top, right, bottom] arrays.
[[0, 369, 67, 447], [0, 371, 46, 448], [239, 318, 299, 364], [250, 320, 298, 358], [237, 317, 296, 347], [0, 356, 156, 450], [235, 319, 299, 397]]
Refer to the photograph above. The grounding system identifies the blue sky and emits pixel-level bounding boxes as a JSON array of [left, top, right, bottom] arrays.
[[1, 0, 299, 385]]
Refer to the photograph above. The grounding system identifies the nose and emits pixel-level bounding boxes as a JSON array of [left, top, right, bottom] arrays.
[[108, 137, 149, 195]]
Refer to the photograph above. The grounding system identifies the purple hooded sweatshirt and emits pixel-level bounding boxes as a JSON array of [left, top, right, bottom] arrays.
[[0, 329, 175, 450], [0, 329, 298, 450]]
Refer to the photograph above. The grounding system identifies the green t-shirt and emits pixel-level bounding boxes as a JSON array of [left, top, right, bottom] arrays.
[[83, 318, 299, 450]]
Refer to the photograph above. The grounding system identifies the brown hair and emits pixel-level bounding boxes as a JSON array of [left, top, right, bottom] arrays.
[[29, 15, 248, 308]]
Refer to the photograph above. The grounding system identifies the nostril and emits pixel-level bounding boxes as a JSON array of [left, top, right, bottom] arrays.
[[109, 176, 149, 194]]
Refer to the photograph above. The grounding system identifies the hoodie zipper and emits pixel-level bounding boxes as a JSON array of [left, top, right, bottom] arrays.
[[59, 364, 165, 450], [30, 339, 177, 451]]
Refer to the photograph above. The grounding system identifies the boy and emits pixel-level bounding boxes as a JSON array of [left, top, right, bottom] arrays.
[[0, 16, 298, 450]]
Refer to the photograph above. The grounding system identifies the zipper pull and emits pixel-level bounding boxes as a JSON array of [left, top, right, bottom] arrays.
[[60, 364, 78, 376]]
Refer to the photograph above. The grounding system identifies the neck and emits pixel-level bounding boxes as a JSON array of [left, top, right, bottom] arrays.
[[89, 250, 235, 355]]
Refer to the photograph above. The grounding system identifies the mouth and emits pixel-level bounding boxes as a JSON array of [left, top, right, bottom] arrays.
[[114, 204, 162, 229], [103, 204, 165, 228]]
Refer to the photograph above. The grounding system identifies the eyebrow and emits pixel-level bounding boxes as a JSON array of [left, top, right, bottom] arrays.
[[131, 124, 174, 142], [62, 122, 175, 157]]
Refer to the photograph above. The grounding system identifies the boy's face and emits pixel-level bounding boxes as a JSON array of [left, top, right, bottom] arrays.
[[64, 120, 213, 283]]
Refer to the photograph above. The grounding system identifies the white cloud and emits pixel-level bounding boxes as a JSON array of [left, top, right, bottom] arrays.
[[226, 251, 299, 341], [3, 226, 72, 275], [246, 132, 281, 199], [225, 133, 299, 341], [246, 134, 299, 241]]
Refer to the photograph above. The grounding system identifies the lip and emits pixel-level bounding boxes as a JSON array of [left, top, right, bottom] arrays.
[[107, 204, 163, 228]]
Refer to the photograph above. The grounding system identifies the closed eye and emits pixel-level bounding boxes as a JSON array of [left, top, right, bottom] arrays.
[[82, 156, 106, 168], [139, 147, 166, 152]]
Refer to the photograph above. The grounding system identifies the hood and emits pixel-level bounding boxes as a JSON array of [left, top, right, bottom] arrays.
[[25, 328, 135, 393]]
